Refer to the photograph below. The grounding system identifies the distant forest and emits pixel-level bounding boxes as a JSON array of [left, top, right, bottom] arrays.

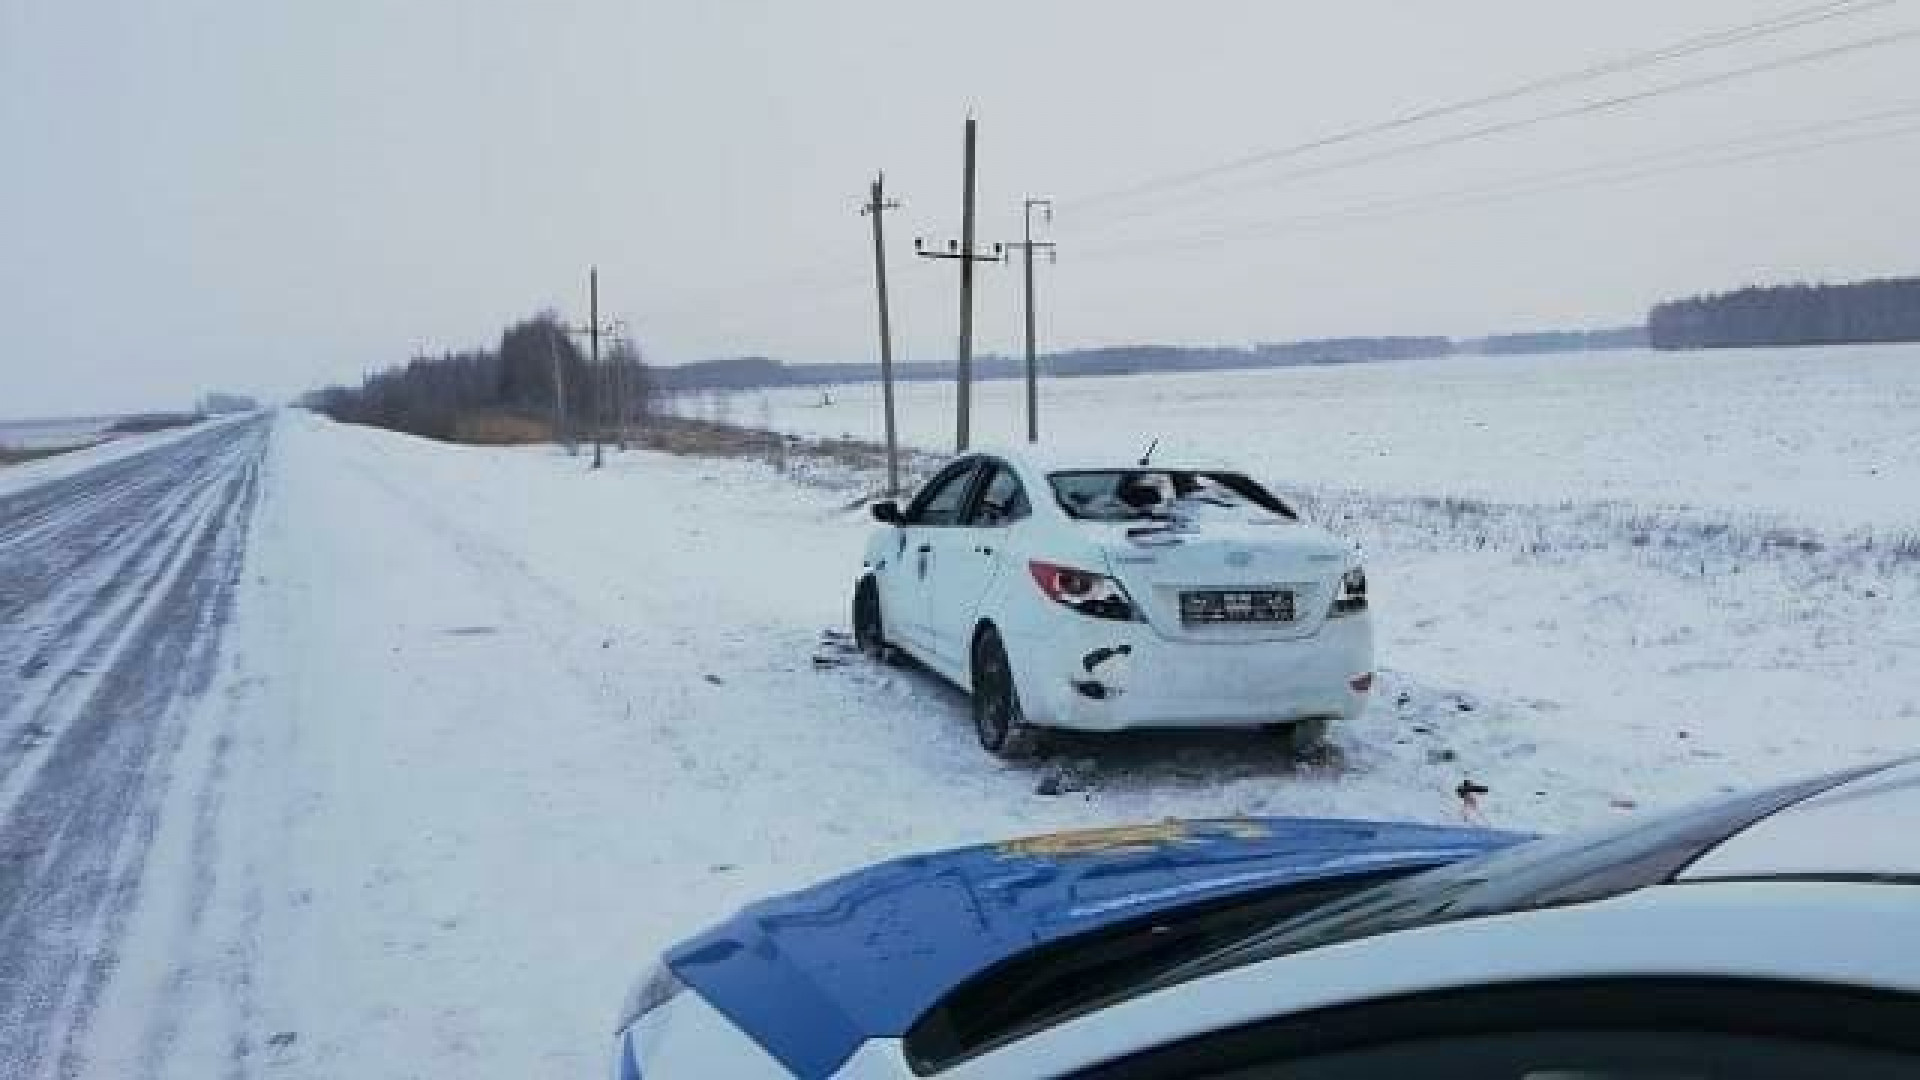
[[1649, 276, 1920, 350], [303, 314, 650, 444], [306, 274, 1920, 443], [653, 326, 1648, 392]]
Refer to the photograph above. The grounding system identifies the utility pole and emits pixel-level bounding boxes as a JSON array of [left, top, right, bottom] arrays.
[[861, 172, 903, 496], [609, 311, 625, 452], [606, 318, 635, 451], [590, 266, 603, 468], [1004, 198, 1056, 444], [546, 320, 573, 455], [916, 115, 1001, 453], [553, 272, 619, 468]]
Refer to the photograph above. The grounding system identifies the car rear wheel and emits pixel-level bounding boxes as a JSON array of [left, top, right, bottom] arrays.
[[852, 576, 893, 662], [972, 627, 1042, 761]]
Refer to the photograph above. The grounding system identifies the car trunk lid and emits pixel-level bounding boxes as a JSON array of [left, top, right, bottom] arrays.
[[1088, 514, 1349, 642]]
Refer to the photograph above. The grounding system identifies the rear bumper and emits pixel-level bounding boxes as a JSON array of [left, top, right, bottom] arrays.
[[1003, 612, 1373, 733]]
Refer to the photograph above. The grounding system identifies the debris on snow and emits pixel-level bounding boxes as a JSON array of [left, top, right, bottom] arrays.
[[1036, 759, 1097, 798], [1456, 780, 1491, 825]]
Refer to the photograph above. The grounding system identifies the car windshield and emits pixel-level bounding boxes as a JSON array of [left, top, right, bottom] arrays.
[[1145, 763, 1879, 995], [901, 765, 1873, 1072], [1049, 470, 1294, 522]]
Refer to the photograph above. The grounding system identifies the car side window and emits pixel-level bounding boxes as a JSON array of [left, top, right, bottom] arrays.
[[967, 464, 1030, 527], [1073, 980, 1920, 1080], [907, 461, 980, 527]]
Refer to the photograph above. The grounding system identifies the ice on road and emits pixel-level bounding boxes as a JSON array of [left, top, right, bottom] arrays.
[[0, 417, 267, 1077], [1, 403, 1914, 1078]]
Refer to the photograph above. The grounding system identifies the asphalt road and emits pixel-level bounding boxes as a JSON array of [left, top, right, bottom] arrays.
[[0, 417, 269, 1077]]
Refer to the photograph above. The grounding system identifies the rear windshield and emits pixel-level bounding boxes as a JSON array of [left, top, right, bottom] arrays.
[[1048, 470, 1295, 522]]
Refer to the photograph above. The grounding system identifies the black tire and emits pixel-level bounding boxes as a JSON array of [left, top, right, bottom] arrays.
[[852, 576, 890, 660], [971, 627, 1042, 761], [1281, 715, 1332, 758]]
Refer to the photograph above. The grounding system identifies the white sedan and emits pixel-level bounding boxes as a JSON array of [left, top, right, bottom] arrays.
[[612, 757, 1920, 1078], [852, 449, 1372, 758]]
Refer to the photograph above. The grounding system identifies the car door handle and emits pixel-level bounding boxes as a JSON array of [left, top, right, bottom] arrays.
[[974, 545, 994, 556], [916, 543, 932, 554]]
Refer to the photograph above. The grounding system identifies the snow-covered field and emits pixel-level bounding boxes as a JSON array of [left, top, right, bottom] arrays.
[[0, 416, 218, 498], [0, 415, 116, 449], [740, 343, 1920, 532], [17, 364, 1918, 1077]]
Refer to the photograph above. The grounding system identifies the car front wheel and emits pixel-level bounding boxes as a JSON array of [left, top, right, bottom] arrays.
[[971, 627, 1042, 761], [852, 576, 892, 662]]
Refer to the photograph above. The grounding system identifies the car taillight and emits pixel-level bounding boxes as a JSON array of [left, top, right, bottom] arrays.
[[1028, 560, 1137, 621], [1329, 566, 1367, 617]]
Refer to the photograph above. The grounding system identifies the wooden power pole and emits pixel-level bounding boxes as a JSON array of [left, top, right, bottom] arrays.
[[590, 266, 603, 469], [957, 117, 977, 454], [1005, 198, 1056, 444], [916, 115, 1001, 453], [556, 270, 619, 468], [546, 320, 573, 455], [861, 172, 903, 496]]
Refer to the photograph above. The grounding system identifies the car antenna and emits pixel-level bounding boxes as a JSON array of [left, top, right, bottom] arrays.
[[1138, 438, 1158, 467]]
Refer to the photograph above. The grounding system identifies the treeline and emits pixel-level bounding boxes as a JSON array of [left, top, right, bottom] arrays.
[[654, 328, 1645, 391], [303, 314, 651, 444], [1464, 326, 1648, 355], [197, 392, 257, 414], [1649, 277, 1920, 350]]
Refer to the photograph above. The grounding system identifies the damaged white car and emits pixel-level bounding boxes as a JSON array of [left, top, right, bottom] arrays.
[[854, 449, 1373, 759]]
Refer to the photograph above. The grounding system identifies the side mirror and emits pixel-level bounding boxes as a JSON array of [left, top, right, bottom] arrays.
[[871, 500, 903, 525]]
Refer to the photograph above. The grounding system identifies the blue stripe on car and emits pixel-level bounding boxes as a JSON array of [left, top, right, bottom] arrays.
[[663, 817, 1524, 1077]]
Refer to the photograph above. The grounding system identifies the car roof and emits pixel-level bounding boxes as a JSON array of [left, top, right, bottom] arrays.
[[967, 444, 1243, 478], [1680, 756, 1920, 882]]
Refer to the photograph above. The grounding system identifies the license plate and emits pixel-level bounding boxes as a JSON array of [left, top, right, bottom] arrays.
[[1180, 589, 1295, 624]]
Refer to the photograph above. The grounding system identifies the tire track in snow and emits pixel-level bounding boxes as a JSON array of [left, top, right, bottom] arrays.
[[0, 416, 268, 1079], [0, 425, 253, 731]]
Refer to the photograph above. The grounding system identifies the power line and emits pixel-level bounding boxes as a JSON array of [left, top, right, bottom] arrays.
[[1085, 100, 1920, 257], [1062, 0, 1899, 216], [650, 5, 1917, 351], [1072, 23, 1920, 241], [1075, 104, 1920, 264]]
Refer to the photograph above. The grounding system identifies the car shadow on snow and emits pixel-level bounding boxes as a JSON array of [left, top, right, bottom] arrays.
[[1031, 730, 1349, 799], [827, 640, 1349, 797]]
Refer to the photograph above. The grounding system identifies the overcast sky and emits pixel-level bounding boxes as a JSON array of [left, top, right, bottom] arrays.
[[4, 0, 1918, 417]]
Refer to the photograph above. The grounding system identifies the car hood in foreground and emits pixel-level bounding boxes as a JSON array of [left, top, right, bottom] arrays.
[[662, 816, 1525, 1077]]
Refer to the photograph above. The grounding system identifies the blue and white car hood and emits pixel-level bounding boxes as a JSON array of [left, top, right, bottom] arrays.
[[657, 817, 1524, 1077]]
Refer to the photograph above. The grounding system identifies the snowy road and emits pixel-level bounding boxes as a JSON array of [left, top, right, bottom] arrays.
[[0, 417, 268, 1077]]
